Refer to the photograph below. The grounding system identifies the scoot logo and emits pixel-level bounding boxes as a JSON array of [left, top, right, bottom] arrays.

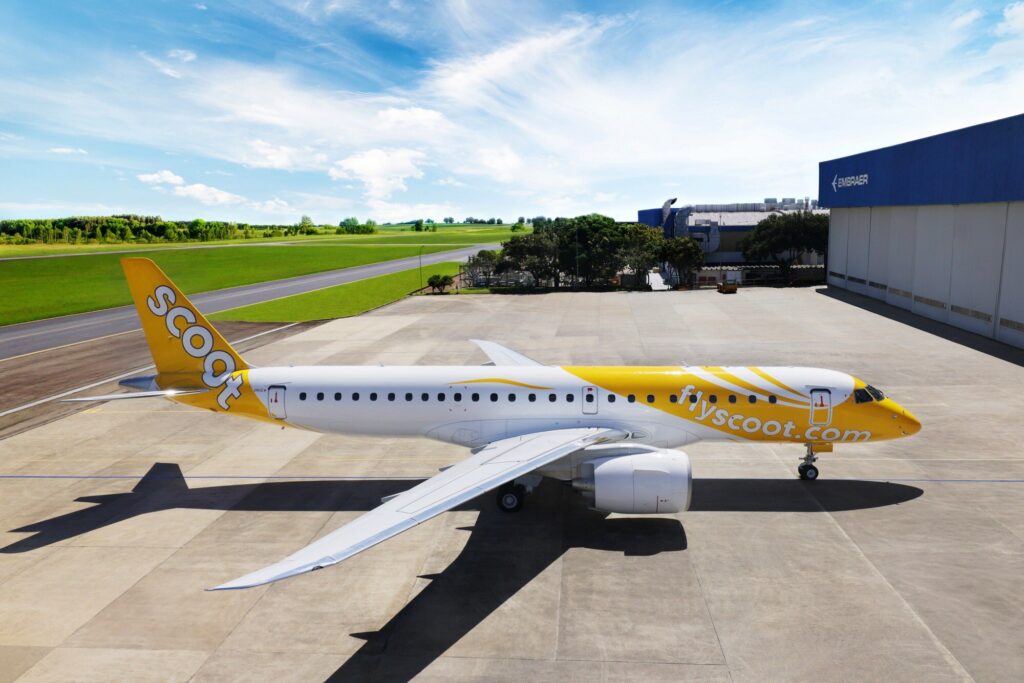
[[146, 285, 243, 410], [679, 385, 871, 442]]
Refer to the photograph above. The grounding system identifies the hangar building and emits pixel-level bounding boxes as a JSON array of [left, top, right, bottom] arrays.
[[820, 114, 1024, 349]]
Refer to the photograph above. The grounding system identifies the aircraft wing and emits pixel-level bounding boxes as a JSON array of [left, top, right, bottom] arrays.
[[211, 427, 626, 590], [469, 339, 544, 366]]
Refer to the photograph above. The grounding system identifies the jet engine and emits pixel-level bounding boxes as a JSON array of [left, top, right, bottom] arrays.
[[572, 446, 692, 514]]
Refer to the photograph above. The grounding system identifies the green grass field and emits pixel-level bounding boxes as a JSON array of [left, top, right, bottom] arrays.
[[211, 262, 461, 323], [0, 225, 519, 257], [0, 245, 454, 326]]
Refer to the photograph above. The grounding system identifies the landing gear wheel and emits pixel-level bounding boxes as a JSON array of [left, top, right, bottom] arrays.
[[798, 464, 819, 481], [496, 484, 526, 513]]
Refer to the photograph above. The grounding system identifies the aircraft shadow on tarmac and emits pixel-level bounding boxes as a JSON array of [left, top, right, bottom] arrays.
[[3, 463, 923, 681]]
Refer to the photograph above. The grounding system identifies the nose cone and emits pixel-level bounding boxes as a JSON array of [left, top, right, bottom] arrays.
[[900, 407, 921, 436]]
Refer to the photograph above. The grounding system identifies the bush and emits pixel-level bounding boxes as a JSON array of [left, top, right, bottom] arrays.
[[427, 273, 454, 293]]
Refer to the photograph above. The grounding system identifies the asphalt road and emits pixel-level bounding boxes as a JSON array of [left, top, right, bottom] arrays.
[[0, 244, 488, 360]]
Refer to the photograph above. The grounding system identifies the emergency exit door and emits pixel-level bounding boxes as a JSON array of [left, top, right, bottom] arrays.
[[267, 385, 287, 419], [582, 386, 599, 414], [809, 388, 831, 425]]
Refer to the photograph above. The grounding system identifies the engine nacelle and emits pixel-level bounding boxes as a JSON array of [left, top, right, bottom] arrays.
[[573, 447, 692, 514]]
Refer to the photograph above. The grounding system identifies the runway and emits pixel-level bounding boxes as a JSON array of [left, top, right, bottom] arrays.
[[1, 287, 1022, 681], [0, 244, 486, 360]]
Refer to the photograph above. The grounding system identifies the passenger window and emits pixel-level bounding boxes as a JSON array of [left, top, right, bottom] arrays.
[[490, 393, 498, 402], [472, 393, 480, 402], [454, 393, 462, 402], [528, 393, 536, 402], [749, 395, 757, 404], [628, 394, 636, 403], [316, 392, 324, 401], [548, 394, 556, 402], [708, 394, 717, 404], [421, 393, 429, 401], [669, 394, 677, 403], [387, 392, 396, 401], [352, 392, 360, 401], [585, 393, 594, 403], [508, 393, 516, 402], [854, 388, 872, 403], [566, 394, 574, 403], [608, 394, 616, 403], [299, 392, 307, 401], [647, 394, 655, 403], [405, 392, 413, 401], [728, 395, 736, 404], [437, 393, 445, 402], [370, 392, 378, 401], [768, 395, 777, 404], [689, 394, 698, 404]]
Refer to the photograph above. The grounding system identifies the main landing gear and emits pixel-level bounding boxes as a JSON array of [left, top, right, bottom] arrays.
[[495, 474, 542, 512], [798, 443, 822, 481], [496, 483, 526, 512]]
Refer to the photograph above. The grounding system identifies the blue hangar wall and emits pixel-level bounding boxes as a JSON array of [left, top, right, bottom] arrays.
[[820, 114, 1024, 349]]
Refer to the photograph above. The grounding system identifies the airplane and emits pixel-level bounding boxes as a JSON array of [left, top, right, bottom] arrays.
[[65, 258, 921, 590]]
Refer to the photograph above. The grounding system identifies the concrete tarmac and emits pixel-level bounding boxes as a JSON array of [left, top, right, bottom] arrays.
[[0, 287, 1022, 681], [0, 244, 487, 360]]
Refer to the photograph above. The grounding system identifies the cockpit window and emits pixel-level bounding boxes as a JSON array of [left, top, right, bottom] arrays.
[[854, 388, 872, 404], [865, 385, 885, 401]]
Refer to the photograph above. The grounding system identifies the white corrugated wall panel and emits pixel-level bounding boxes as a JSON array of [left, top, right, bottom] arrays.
[[827, 209, 849, 288], [845, 208, 871, 295], [885, 206, 917, 310], [911, 205, 954, 323], [996, 202, 1024, 348], [948, 203, 1006, 337], [866, 207, 891, 300]]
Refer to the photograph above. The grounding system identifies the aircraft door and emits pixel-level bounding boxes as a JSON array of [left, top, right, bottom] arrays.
[[809, 388, 831, 426], [582, 386, 599, 414], [267, 385, 287, 419]]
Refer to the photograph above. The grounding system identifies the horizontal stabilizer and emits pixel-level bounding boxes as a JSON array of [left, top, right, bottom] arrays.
[[60, 388, 208, 403]]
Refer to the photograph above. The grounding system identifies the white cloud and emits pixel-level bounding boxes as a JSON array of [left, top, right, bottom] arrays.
[[0, 132, 22, 140], [242, 139, 326, 169], [951, 9, 983, 30], [194, 3, 207, 9], [364, 198, 458, 224], [376, 107, 449, 131], [137, 169, 184, 185], [248, 197, 292, 213], [48, 147, 87, 155], [996, 2, 1024, 35], [436, 177, 465, 187], [329, 148, 425, 199], [174, 183, 246, 205], [140, 52, 182, 78], [168, 49, 197, 63]]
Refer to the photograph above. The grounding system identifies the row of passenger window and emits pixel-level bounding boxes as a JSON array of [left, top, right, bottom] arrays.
[[295, 390, 778, 404], [297, 391, 575, 403]]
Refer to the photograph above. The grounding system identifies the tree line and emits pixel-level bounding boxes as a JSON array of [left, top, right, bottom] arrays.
[[0, 214, 379, 245], [470, 213, 704, 290]]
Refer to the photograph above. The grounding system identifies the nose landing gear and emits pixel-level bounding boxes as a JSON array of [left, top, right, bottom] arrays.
[[798, 442, 828, 480]]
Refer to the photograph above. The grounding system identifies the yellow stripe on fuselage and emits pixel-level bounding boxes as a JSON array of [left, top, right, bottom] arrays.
[[451, 378, 552, 390]]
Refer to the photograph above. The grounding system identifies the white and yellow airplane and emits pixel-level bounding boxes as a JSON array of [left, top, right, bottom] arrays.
[[69, 258, 920, 590]]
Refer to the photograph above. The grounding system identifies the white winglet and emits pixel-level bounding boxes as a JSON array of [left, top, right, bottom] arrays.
[[469, 339, 544, 367]]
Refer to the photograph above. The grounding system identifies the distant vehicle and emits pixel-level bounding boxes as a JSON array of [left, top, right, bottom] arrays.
[[68, 258, 921, 590]]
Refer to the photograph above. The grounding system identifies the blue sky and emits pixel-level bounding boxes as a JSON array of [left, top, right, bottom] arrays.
[[1, 0, 1023, 224]]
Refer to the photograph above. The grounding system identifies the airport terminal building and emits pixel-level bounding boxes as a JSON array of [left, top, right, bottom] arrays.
[[820, 114, 1024, 349]]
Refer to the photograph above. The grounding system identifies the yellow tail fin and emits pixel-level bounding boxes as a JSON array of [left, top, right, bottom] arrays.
[[121, 258, 248, 409]]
